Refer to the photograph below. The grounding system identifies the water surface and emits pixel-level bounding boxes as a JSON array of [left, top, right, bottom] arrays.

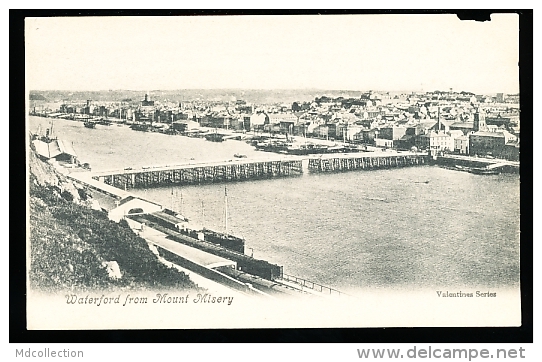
[[28, 116, 520, 291]]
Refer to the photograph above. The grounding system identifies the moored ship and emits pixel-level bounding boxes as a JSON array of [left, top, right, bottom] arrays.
[[136, 186, 246, 254], [205, 133, 225, 142], [130, 123, 150, 132], [438, 164, 500, 175], [468, 167, 500, 175]]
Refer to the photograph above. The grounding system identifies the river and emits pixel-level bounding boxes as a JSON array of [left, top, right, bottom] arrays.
[[28, 116, 520, 293]]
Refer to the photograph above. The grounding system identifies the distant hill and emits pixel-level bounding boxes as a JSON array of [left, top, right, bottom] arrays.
[[29, 93, 47, 101], [28, 89, 368, 105]]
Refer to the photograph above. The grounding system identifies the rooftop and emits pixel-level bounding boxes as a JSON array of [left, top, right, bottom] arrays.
[[472, 131, 505, 137], [32, 139, 77, 159]]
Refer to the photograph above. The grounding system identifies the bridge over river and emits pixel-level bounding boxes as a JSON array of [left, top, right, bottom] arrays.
[[86, 152, 427, 189]]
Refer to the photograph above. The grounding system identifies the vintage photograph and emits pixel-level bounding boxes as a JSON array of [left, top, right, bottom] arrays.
[[25, 14, 521, 329]]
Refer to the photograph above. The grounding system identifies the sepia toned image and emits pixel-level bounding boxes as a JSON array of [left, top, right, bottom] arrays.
[[25, 13, 522, 330]]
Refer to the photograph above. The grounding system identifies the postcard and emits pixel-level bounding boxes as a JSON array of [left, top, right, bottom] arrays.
[[25, 13, 521, 330]]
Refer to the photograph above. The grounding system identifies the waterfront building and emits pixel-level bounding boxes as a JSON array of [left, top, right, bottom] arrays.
[[454, 135, 469, 155], [97, 105, 108, 117], [374, 137, 394, 148], [267, 112, 299, 126], [336, 123, 364, 141], [394, 123, 423, 150], [501, 141, 520, 161], [469, 130, 518, 158], [395, 134, 417, 150], [313, 124, 330, 139], [126, 109, 133, 122], [32, 138, 78, 164], [279, 121, 295, 135], [236, 114, 251, 131], [201, 113, 233, 129], [250, 112, 268, 129], [171, 120, 200, 132], [378, 125, 407, 141], [60, 104, 76, 114], [356, 128, 378, 144], [324, 122, 339, 139], [415, 131, 453, 152]]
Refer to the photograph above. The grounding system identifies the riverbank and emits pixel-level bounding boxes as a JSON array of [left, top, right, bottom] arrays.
[[28, 148, 198, 293]]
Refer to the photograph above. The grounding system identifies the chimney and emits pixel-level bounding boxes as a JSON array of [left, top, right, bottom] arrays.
[[437, 106, 441, 132]]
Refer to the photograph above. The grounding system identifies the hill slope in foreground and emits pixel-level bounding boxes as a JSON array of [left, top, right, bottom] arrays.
[[28, 148, 197, 293]]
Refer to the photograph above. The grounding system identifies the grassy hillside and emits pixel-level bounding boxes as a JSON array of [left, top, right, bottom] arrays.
[[28, 152, 197, 293]]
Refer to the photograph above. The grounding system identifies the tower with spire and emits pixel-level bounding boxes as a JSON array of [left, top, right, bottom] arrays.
[[141, 92, 154, 107]]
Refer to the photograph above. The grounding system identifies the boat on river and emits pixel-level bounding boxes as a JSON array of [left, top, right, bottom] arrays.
[[468, 167, 500, 175], [285, 143, 329, 155], [205, 133, 225, 142], [130, 123, 149, 132], [439, 164, 499, 175]]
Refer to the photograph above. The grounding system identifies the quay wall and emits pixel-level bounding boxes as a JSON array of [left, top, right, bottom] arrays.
[[434, 156, 493, 168], [166, 231, 283, 281], [156, 247, 253, 294], [308, 154, 429, 173], [434, 156, 520, 173]]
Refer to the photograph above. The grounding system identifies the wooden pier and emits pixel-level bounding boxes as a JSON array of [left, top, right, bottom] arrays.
[[308, 154, 428, 173], [92, 159, 303, 189], [88, 154, 431, 189]]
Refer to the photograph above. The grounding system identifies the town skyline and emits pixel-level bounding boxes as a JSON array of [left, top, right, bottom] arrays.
[[29, 87, 515, 95], [25, 14, 519, 94]]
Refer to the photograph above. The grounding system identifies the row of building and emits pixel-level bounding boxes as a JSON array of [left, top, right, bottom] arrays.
[[32, 90, 520, 160], [366, 110, 519, 161]]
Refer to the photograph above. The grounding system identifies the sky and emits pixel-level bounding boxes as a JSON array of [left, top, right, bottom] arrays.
[[25, 14, 519, 94]]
